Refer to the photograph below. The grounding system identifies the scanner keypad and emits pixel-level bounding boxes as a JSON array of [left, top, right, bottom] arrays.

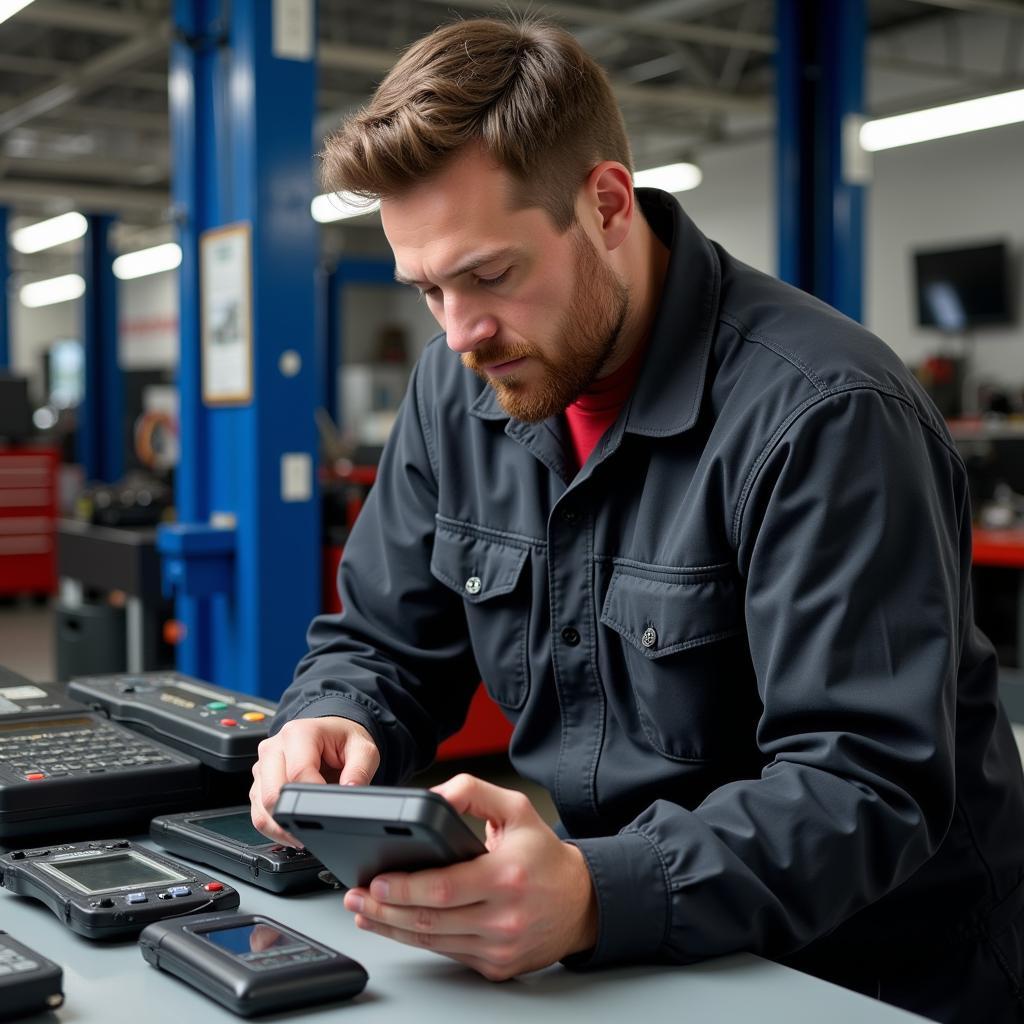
[[0, 723, 175, 780]]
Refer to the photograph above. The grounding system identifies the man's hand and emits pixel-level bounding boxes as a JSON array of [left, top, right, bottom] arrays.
[[342, 774, 598, 981], [249, 717, 380, 846]]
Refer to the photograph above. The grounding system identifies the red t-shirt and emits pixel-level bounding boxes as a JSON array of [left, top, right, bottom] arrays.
[[564, 337, 648, 470]]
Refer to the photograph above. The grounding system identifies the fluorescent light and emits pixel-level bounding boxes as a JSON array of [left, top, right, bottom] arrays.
[[19, 274, 86, 309], [634, 162, 703, 193], [311, 192, 381, 223], [112, 242, 182, 280], [0, 0, 36, 27], [11, 211, 87, 254], [860, 87, 1024, 152]]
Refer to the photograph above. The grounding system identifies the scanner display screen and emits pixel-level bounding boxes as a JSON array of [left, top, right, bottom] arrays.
[[196, 812, 271, 848], [204, 923, 311, 960], [49, 853, 181, 893]]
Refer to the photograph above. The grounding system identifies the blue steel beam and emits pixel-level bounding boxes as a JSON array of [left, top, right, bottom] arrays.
[[0, 208, 8, 370], [169, 0, 319, 698], [77, 214, 122, 482], [776, 0, 866, 322]]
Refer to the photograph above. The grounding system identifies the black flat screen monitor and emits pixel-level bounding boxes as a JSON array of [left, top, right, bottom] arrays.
[[0, 375, 33, 441], [914, 241, 1014, 332]]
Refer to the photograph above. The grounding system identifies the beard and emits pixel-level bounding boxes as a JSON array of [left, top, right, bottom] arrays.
[[461, 227, 630, 423]]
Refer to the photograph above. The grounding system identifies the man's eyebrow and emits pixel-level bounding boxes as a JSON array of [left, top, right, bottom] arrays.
[[394, 247, 521, 288]]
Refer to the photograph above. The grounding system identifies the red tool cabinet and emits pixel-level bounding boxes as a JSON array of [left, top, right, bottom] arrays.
[[0, 446, 60, 597]]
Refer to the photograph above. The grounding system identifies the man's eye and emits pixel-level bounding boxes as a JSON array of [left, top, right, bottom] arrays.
[[420, 287, 442, 302], [478, 269, 509, 287]]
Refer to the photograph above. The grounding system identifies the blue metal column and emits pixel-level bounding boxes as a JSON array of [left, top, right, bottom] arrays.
[[77, 214, 123, 481], [166, 0, 319, 698], [776, 0, 866, 322], [0, 207, 9, 369]]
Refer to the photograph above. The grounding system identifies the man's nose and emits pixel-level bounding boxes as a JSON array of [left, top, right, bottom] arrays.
[[443, 297, 497, 354]]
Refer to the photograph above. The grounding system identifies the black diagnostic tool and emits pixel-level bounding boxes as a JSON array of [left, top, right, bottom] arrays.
[[273, 784, 487, 889], [0, 680, 203, 842], [139, 912, 368, 1017], [67, 672, 277, 774], [150, 807, 326, 893], [0, 839, 239, 940], [0, 931, 64, 1021]]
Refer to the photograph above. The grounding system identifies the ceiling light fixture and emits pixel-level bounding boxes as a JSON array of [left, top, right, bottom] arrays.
[[860, 87, 1024, 152], [311, 192, 381, 223], [0, 0, 37, 27], [11, 211, 88, 254], [634, 162, 703, 194], [112, 242, 182, 280], [19, 274, 86, 309]]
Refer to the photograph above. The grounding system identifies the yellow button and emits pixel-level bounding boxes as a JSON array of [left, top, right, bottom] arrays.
[[242, 712, 266, 722]]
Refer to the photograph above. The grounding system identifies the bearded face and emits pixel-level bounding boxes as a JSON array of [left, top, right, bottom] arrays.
[[461, 227, 630, 422]]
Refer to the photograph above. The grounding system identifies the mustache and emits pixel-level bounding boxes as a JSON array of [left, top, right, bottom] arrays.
[[461, 340, 536, 373]]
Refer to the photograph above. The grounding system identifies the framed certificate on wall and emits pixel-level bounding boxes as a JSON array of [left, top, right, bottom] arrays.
[[200, 222, 253, 405]]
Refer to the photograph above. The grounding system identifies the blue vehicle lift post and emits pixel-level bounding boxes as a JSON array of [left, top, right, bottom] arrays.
[[165, 0, 320, 697], [776, 0, 867, 323], [77, 214, 123, 482]]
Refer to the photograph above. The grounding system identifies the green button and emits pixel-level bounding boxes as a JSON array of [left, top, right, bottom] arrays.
[[206, 701, 228, 711]]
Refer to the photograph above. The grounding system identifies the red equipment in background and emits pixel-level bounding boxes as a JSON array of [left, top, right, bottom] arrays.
[[0, 446, 60, 597]]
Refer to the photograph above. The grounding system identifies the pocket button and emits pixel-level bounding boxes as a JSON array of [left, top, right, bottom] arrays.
[[464, 576, 482, 595], [641, 626, 658, 649], [561, 626, 581, 647]]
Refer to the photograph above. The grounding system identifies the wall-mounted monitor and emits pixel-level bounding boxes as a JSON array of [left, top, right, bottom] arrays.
[[913, 241, 1014, 332], [0, 374, 33, 441], [46, 338, 84, 409]]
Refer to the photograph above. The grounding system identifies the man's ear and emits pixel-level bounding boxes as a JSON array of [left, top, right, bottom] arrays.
[[580, 162, 634, 253]]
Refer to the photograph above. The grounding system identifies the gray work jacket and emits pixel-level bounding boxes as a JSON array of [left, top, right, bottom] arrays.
[[277, 190, 1024, 976]]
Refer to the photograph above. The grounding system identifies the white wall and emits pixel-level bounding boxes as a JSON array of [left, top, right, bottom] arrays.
[[866, 122, 1024, 384], [10, 269, 179, 401], [676, 137, 775, 277], [675, 121, 1024, 390]]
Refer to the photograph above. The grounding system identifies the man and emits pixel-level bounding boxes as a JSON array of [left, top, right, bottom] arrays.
[[250, 18, 1024, 1022]]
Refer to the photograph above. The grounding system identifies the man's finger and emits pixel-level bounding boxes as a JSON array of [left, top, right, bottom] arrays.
[[365, 852, 492, 909], [431, 774, 533, 827], [337, 738, 379, 786], [250, 763, 302, 846], [353, 914, 484, 957]]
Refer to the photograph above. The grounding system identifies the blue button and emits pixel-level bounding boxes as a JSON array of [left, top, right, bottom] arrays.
[[168, 886, 192, 898], [126, 892, 148, 905]]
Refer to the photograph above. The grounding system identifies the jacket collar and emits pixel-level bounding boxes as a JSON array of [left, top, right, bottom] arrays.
[[468, 188, 721, 438]]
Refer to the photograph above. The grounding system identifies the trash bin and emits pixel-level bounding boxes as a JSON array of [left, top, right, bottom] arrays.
[[55, 600, 126, 680]]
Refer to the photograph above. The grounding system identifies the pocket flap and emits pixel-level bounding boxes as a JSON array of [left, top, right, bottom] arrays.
[[430, 524, 528, 604], [600, 566, 742, 658]]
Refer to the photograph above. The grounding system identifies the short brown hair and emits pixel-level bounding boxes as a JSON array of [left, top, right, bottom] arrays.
[[320, 17, 632, 231]]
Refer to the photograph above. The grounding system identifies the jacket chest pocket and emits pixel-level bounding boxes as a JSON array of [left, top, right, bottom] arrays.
[[600, 564, 745, 761], [430, 522, 531, 710]]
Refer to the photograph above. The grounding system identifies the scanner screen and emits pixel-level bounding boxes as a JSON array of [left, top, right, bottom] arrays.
[[50, 853, 181, 892], [197, 812, 272, 847]]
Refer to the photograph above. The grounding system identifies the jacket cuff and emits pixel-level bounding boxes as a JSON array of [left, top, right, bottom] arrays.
[[564, 829, 669, 968], [273, 693, 387, 763]]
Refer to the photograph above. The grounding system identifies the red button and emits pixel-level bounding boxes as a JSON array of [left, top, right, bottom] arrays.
[[219, 718, 237, 727], [24, 773, 45, 781], [204, 882, 224, 892]]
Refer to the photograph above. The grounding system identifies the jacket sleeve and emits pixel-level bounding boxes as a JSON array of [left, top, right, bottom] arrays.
[[271, 356, 481, 784], [570, 386, 965, 966]]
